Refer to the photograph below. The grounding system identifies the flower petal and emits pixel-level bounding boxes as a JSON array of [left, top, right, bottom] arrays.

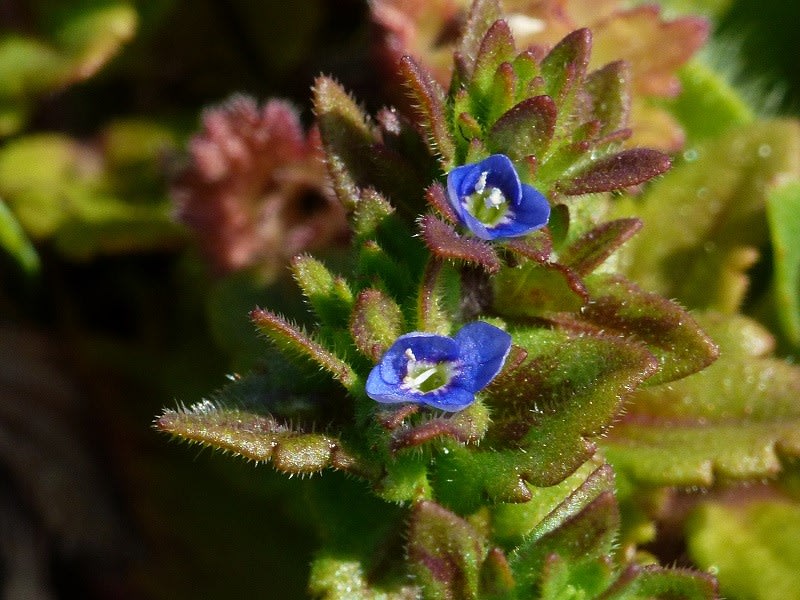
[[479, 154, 522, 200], [378, 332, 459, 384], [482, 182, 550, 239], [453, 321, 512, 391], [419, 385, 476, 412]]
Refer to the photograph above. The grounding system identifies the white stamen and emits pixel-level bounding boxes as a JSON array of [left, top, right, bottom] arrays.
[[405, 367, 438, 388], [404, 348, 416, 361], [485, 187, 505, 209], [474, 171, 489, 194]]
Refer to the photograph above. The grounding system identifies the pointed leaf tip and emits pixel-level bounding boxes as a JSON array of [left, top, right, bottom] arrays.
[[560, 148, 672, 195]]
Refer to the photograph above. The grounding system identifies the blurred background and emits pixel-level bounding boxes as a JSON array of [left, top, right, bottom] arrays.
[[0, 0, 798, 597]]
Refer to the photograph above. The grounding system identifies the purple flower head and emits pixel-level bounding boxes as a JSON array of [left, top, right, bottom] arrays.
[[366, 322, 512, 412], [446, 154, 550, 240]]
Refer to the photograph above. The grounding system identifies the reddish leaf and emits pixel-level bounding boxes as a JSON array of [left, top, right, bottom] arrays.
[[398, 55, 455, 167], [424, 181, 458, 223], [420, 214, 501, 273], [559, 218, 642, 276], [493, 261, 588, 317], [559, 148, 671, 195], [503, 228, 553, 263], [407, 500, 487, 600], [455, 0, 502, 81], [487, 95, 557, 161], [584, 60, 631, 136]]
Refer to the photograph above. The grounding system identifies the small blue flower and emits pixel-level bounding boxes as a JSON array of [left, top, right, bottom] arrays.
[[446, 154, 550, 240], [366, 321, 511, 412]]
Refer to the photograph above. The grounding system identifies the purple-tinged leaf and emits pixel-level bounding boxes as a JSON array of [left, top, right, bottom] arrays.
[[407, 500, 486, 600], [558, 218, 642, 276], [493, 261, 588, 317], [456, 111, 483, 142], [603, 564, 719, 600], [350, 288, 404, 362], [584, 60, 631, 137], [398, 55, 455, 168], [420, 214, 501, 273], [559, 148, 671, 195], [431, 333, 656, 511], [601, 313, 800, 487], [502, 228, 553, 263], [511, 466, 619, 597], [313, 76, 374, 210], [455, 0, 502, 81], [156, 403, 365, 476], [480, 548, 515, 597], [250, 308, 357, 388], [486, 61, 517, 124], [541, 29, 592, 103], [471, 20, 516, 106], [487, 96, 557, 161], [390, 400, 490, 451], [551, 274, 718, 385], [425, 182, 458, 224]]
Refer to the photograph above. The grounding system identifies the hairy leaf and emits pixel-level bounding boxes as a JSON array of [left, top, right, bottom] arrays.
[[313, 76, 374, 210], [250, 308, 357, 389], [493, 261, 588, 317], [486, 96, 557, 161], [407, 500, 486, 600], [602, 313, 800, 486], [559, 148, 671, 195], [398, 56, 455, 168], [291, 255, 353, 328], [558, 218, 642, 276], [549, 274, 719, 385], [156, 402, 362, 476], [431, 331, 656, 511], [350, 288, 404, 362], [420, 214, 501, 273]]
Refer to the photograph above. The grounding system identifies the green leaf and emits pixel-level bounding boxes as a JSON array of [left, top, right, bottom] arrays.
[[510, 464, 618, 599], [250, 308, 358, 389], [291, 255, 354, 329], [617, 119, 800, 313], [156, 401, 362, 476], [350, 288, 404, 362], [431, 331, 657, 511], [668, 59, 753, 143], [766, 180, 800, 347], [0, 200, 39, 272], [407, 500, 486, 600], [558, 218, 642, 277], [493, 262, 588, 317], [398, 56, 455, 168], [602, 313, 800, 486], [584, 60, 631, 137], [549, 274, 719, 385], [605, 564, 719, 600], [313, 76, 374, 210], [486, 96, 557, 161], [687, 500, 800, 600], [454, 0, 502, 82]]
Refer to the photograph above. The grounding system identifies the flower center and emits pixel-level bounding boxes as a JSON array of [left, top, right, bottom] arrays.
[[403, 348, 455, 394], [464, 171, 509, 226]]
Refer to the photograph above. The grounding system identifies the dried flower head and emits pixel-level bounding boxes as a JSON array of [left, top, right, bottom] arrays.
[[171, 95, 348, 275]]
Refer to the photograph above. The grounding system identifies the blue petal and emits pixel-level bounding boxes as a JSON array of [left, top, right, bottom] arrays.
[[478, 154, 521, 201], [418, 385, 476, 412], [446, 162, 480, 224], [453, 321, 512, 392], [378, 332, 459, 385], [365, 364, 419, 404]]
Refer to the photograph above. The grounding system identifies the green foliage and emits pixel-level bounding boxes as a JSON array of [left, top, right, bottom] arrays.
[[687, 500, 800, 600]]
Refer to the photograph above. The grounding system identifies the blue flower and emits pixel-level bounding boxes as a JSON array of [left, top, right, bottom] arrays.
[[366, 322, 512, 412], [446, 154, 550, 240]]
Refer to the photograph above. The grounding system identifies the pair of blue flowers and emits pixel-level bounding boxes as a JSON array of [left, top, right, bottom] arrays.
[[366, 154, 549, 412]]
